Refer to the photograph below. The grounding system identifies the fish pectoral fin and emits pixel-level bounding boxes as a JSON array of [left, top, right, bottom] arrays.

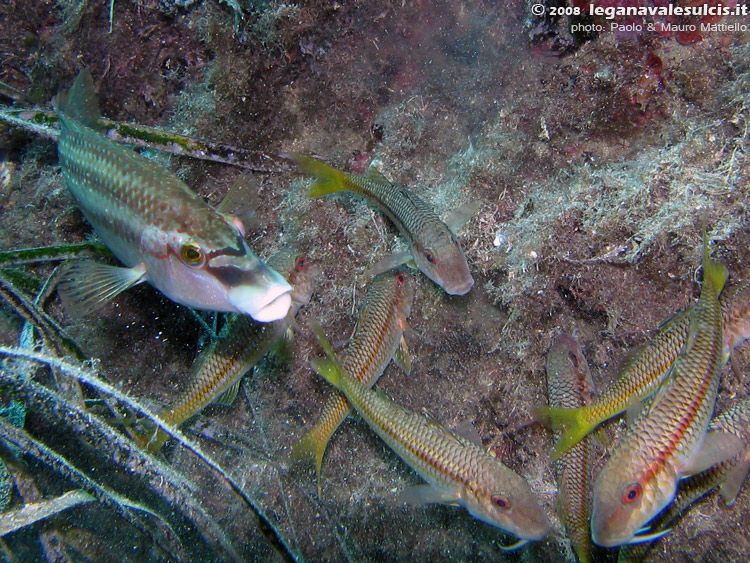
[[213, 379, 243, 407], [58, 261, 146, 316], [364, 252, 412, 280], [393, 335, 412, 375], [443, 200, 481, 235], [682, 430, 746, 476], [398, 484, 457, 507], [625, 394, 645, 427], [498, 538, 529, 552], [719, 456, 750, 506]]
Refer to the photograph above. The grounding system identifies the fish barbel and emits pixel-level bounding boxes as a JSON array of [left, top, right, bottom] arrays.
[[143, 252, 316, 452], [591, 238, 738, 547], [310, 325, 549, 548], [545, 333, 595, 563], [617, 397, 750, 563], [293, 154, 474, 295], [536, 281, 750, 460], [291, 269, 413, 490], [54, 69, 292, 322]]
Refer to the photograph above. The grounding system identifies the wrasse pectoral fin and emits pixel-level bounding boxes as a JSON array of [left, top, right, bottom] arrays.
[[719, 455, 750, 505], [681, 430, 745, 477], [364, 252, 412, 281], [58, 260, 147, 316], [443, 200, 481, 235], [398, 484, 458, 507], [393, 335, 412, 375], [212, 378, 242, 407], [498, 538, 529, 552]]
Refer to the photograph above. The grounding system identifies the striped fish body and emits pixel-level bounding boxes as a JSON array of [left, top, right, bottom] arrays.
[[144, 254, 316, 452], [311, 332, 549, 544], [292, 270, 414, 483], [54, 70, 292, 322], [591, 249, 728, 547], [617, 398, 750, 563], [294, 154, 473, 295], [546, 334, 595, 563], [538, 282, 750, 459]]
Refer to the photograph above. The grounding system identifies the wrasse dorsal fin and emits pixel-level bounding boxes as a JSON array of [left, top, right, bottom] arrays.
[[681, 430, 745, 476], [215, 173, 260, 230], [57, 261, 146, 317], [363, 164, 392, 185], [53, 68, 102, 129]]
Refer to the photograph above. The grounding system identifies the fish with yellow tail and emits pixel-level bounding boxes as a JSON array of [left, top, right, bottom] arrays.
[[54, 69, 292, 322], [292, 154, 474, 295], [535, 281, 750, 460], [591, 235, 743, 547], [291, 269, 414, 491], [545, 333, 595, 563], [139, 252, 317, 453], [309, 324, 549, 549]]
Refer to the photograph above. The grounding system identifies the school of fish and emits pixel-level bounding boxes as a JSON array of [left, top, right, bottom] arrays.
[[42, 69, 750, 559]]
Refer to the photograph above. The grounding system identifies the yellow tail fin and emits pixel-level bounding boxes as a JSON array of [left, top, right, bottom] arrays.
[[293, 154, 348, 197], [533, 405, 593, 460]]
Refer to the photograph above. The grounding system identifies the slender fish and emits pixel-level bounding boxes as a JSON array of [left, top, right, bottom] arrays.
[[291, 270, 414, 489], [54, 69, 292, 322], [591, 240, 739, 547], [536, 282, 750, 459], [142, 253, 316, 452], [545, 333, 595, 563], [617, 398, 750, 563], [310, 325, 549, 548], [293, 154, 474, 295]]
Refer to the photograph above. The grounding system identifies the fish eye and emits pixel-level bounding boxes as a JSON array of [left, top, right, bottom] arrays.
[[396, 272, 406, 284], [621, 483, 642, 504], [424, 249, 436, 264], [295, 256, 306, 271], [491, 495, 511, 510], [180, 242, 205, 267]]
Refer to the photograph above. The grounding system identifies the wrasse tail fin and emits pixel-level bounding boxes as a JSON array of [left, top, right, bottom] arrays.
[[292, 154, 348, 197], [310, 322, 344, 390], [702, 228, 728, 295], [58, 261, 146, 317], [52, 68, 101, 129], [290, 427, 328, 497], [532, 405, 592, 460]]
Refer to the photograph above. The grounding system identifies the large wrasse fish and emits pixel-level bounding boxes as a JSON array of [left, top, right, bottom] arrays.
[[292, 154, 474, 295], [140, 252, 317, 453], [291, 269, 414, 491], [53, 69, 292, 322], [545, 333, 595, 563], [535, 282, 750, 460], [591, 238, 743, 547], [309, 325, 549, 549], [617, 397, 750, 563]]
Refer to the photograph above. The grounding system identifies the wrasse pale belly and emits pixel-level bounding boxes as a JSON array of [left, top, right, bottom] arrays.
[[545, 333, 595, 563], [143, 253, 316, 452], [53, 69, 292, 322], [591, 240, 739, 547], [536, 281, 750, 460], [291, 270, 413, 489], [293, 154, 474, 295], [617, 398, 750, 563], [310, 325, 549, 548]]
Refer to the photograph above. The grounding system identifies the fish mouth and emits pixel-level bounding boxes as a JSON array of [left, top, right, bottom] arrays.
[[228, 279, 293, 322], [444, 275, 474, 296]]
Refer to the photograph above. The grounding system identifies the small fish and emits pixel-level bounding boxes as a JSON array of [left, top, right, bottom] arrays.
[[617, 398, 750, 563], [591, 237, 740, 547], [142, 252, 316, 452], [291, 269, 414, 491], [536, 281, 750, 460], [54, 69, 292, 322], [310, 325, 549, 548], [293, 154, 474, 295], [545, 333, 595, 563]]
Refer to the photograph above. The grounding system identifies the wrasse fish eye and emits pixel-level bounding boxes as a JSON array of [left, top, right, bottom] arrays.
[[492, 495, 511, 510], [396, 272, 406, 284], [622, 483, 642, 504], [295, 256, 306, 271], [424, 249, 436, 264], [180, 242, 205, 266]]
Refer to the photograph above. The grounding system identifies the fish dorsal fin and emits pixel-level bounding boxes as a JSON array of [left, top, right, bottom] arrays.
[[216, 174, 260, 232], [453, 420, 483, 447], [53, 69, 102, 129], [213, 378, 242, 406], [444, 200, 481, 235], [57, 261, 146, 317], [393, 335, 412, 375], [364, 164, 391, 185]]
